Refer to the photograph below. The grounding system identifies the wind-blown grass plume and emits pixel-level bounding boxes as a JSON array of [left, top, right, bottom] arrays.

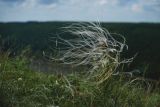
[[51, 22, 133, 83]]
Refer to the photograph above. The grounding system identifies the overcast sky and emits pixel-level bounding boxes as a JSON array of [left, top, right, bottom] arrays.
[[0, 0, 160, 22]]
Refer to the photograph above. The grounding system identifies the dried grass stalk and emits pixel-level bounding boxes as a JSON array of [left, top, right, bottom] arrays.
[[51, 22, 133, 83]]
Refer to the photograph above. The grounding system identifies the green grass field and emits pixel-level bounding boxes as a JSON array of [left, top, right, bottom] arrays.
[[0, 53, 159, 107]]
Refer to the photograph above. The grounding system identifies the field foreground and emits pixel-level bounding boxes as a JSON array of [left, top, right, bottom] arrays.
[[0, 54, 160, 107]]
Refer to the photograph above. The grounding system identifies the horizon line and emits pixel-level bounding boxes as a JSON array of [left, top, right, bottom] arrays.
[[0, 20, 160, 24]]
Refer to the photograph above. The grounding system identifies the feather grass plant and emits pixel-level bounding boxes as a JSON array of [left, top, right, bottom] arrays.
[[51, 22, 133, 83]]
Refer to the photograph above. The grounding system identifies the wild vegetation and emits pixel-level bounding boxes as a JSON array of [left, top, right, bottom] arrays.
[[0, 22, 160, 79], [0, 22, 160, 107], [0, 52, 160, 107]]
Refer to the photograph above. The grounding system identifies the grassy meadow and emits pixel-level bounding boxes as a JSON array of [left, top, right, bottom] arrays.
[[0, 53, 160, 107], [0, 22, 160, 107]]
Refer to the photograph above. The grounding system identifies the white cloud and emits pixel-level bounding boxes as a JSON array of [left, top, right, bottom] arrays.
[[20, 0, 37, 8], [95, 0, 118, 6], [136, 0, 160, 12], [98, 0, 108, 5], [131, 4, 143, 12], [45, 3, 57, 9], [0, 0, 159, 22], [15, 0, 57, 10]]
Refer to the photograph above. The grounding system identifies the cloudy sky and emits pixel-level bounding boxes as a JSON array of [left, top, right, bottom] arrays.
[[0, 0, 160, 22]]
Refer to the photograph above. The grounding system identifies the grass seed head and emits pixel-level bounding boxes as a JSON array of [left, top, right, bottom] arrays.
[[52, 22, 133, 83]]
